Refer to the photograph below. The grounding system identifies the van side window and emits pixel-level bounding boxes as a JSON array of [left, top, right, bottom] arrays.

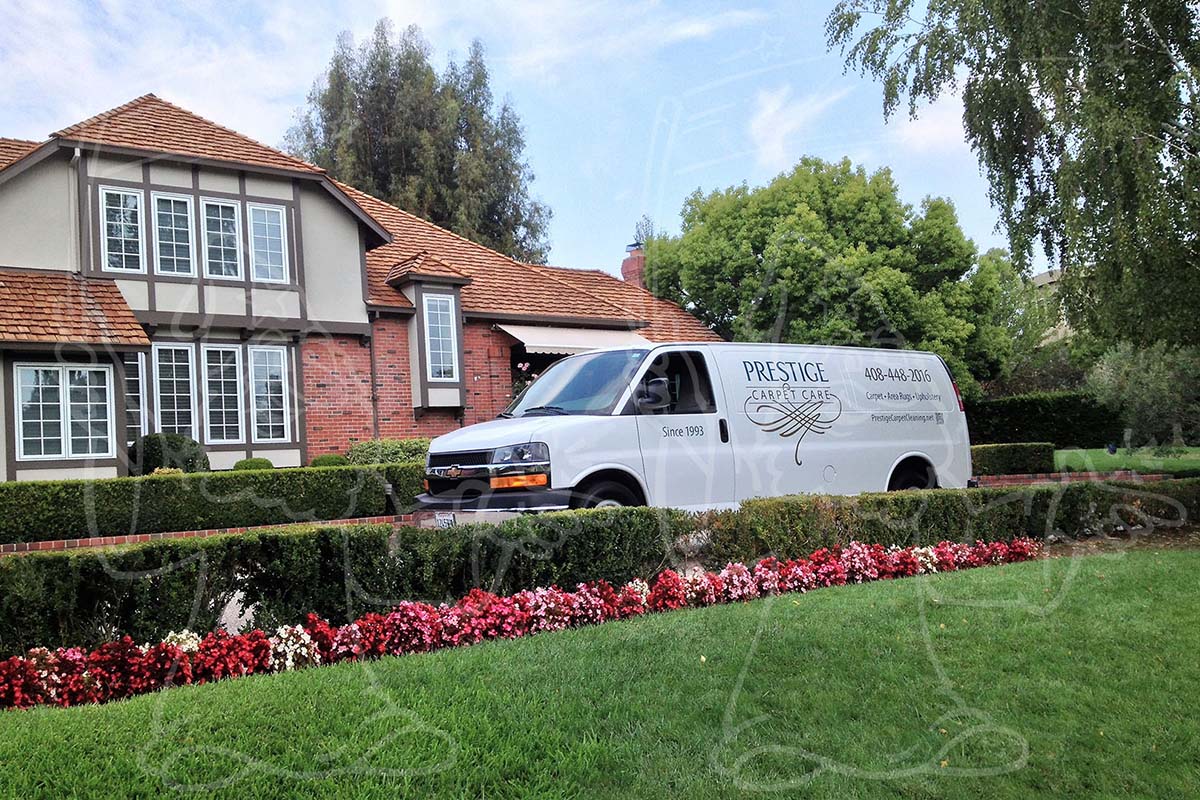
[[640, 351, 716, 414]]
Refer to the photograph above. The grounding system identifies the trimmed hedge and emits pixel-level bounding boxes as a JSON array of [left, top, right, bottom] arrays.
[[0, 464, 434, 545], [4, 478, 1197, 656], [0, 507, 688, 655], [700, 478, 1200, 568], [347, 438, 432, 465], [970, 442, 1056, 476], [966, 390, 1123, 448]]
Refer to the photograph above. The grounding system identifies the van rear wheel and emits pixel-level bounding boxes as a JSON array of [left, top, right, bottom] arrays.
[[571, 480, 638, 509], [888, 461, 938, 491]]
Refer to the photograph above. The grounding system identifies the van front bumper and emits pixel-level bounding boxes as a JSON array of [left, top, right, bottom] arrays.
[[414, 488, 573, 512]]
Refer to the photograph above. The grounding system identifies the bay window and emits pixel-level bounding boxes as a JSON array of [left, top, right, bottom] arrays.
[[202, 346, 243, 443], [250, 346, 289, 442], [154, 345, 197, 438], [423, 294, 458, 381], [248, 204, 288, 283], [14, 364, 115, 460], [122, 353, 147, 447], [100, 187, 145, 273]]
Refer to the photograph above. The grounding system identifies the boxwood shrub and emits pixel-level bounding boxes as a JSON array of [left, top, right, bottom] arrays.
[[966, 390, 1122, 448], [128, 433, 210, 474], [970, 442, 1056, 476], [347, 438, 432, 465], [232, 457, 275, 471], [310, 454, 350, 467]]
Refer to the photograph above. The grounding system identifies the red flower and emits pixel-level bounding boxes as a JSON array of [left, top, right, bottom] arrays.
[[0, 657, 46, 710], [648, 570, 688, 612]]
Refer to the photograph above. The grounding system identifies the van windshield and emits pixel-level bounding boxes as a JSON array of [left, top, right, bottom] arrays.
[[505, 349, 649, 417]]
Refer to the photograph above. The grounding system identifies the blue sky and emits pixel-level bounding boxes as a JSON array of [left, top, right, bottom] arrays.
[[0, 0, 1008, 275]]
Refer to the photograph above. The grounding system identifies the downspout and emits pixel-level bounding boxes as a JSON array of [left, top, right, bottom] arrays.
[[367, 312, 381, 439]]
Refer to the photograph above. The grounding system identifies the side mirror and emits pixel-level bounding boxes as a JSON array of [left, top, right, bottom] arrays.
[[635, 376, 672, 413]]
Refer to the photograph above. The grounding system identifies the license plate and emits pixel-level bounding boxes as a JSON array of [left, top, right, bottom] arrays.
[[434, 512, 457, 529]]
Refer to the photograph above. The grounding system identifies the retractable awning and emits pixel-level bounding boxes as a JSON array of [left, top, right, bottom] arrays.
[[496, 323, 652, 355]]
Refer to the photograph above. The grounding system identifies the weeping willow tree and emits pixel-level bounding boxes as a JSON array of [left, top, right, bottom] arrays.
[[827, 0, 1200, 346]]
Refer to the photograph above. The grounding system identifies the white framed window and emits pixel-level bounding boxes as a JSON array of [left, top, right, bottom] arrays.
[[99, 187, 145, 273], [121, 352, 148, 447], [423, 294, 459, 382], [153, 345, 198, 439], [201, 198, 242, 279], [247, 203, 289, 283], [14, 364, 116, 460], [152, 192, 195, 276], [201, 345, 243, 444], [249, 346, 290, 443]]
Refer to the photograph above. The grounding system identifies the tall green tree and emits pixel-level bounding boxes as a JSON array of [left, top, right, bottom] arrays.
[[826, 0, 1200, 346], [286, 20, 551, 263], [644, 157, 1010, 397]]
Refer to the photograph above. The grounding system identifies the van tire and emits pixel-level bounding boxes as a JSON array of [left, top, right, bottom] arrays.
[[571, 480, 639, 509], [888, 460, 938, 491]]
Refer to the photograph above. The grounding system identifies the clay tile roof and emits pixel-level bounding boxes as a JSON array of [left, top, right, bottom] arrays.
[[386, 250, 469, 285], [337, 181, 636, 321], [534, 265, 723, 343], [0, 137, 42, 170], [0, 268, 149, 347], [53, 94, 323, 175]]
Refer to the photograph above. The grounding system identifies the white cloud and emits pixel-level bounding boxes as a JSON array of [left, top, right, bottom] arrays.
[[492, 3, 768, 78], [0, 0, 768, 141], [890, 90, 972, 155], [748, 84, 852, 171]]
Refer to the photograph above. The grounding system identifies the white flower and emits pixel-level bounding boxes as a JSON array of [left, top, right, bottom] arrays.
[[162, 629, 202, 654], [268, 624, 321, 672]]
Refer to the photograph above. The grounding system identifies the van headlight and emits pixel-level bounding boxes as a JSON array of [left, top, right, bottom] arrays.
[[491, 442, 550, 465]]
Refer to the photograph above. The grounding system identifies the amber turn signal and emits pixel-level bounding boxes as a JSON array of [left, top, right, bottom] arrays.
[[422, 479, 430, 490], [490, 473, 548, 490]]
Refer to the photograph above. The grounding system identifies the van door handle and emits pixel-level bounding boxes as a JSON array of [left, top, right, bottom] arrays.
[[719, 418, 729, 443]]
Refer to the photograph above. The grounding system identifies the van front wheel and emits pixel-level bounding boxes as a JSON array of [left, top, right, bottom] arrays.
[[571, 480, 638, 509]]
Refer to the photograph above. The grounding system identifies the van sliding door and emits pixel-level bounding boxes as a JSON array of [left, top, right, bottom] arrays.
[[631, 348, 736, 510]]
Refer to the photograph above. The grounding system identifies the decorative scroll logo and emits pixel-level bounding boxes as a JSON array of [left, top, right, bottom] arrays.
[[743, 386, 843, 465]]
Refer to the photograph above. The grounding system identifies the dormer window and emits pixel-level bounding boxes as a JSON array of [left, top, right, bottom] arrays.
[[100, 187, 145, 273], [423, 294, 459, 381], [248, 203, 288, 283], [202, 198, 242, 279]]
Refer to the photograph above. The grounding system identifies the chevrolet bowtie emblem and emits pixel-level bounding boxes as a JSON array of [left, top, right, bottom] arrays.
[[445, 465, 462, 478]]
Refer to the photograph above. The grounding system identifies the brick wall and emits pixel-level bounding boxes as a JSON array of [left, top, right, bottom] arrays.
[[462, 322, 520, 425], [299, 333, 375, 458], [302, 318, 517, 457]]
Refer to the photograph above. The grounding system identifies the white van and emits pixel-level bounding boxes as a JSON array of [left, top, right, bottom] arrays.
[[416, 343, 972, 515]]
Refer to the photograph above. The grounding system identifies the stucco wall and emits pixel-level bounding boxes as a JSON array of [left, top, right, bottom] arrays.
[[298, 183, 368, 326], [0, 153, 76, 270]]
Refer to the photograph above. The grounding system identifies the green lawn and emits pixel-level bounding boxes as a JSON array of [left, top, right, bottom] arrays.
[[2, 551, 1198, 799], [1055, 446, 1200, 476]]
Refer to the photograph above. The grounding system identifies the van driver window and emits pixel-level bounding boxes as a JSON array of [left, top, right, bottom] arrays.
[[640, 351, 716, 414]]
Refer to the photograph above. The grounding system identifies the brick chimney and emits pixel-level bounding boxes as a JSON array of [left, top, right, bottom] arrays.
[[621, 242, 645, 288]]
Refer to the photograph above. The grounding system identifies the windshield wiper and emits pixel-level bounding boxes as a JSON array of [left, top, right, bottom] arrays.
[[496, 411, 514, 418], [521, 405, 569, 416]]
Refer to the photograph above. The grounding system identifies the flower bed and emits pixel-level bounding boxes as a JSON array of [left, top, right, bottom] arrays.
[[0, 537, 1042, 711]]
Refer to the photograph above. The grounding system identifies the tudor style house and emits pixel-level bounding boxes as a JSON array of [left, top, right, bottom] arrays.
[[0, 95, 718, 481]]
